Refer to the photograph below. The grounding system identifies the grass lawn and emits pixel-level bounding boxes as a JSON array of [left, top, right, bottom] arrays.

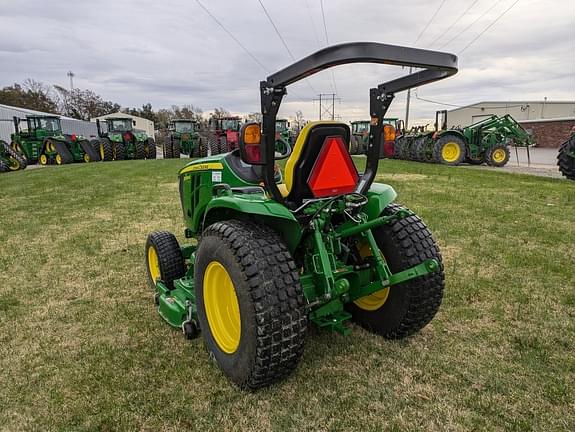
[[0, 158, 574, 431]]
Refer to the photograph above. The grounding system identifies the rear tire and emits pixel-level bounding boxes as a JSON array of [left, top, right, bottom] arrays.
[[99, 139, 114, 161], [208, 134, 219, 156], [135, 140, 146, 159], [346, 204, 445, 339], [172, 139, 181, 158], [433, 134, 466, 165], [145, 231, 185, 289], [114, 142, 127, 160], [195, 220, 307, 390], [558, 135, 575, 180], [145, 138, 157, 159]]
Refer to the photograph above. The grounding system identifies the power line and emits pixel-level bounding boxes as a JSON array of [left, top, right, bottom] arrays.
[[439, 0, 499, 49], [458, 0, 521, 54], [414, 91, 527, 110], [305, 0, 323, 49], [414, 0, 448, 45], [256, 0, 318, 95], [319, 0, 338, 95], [194, 0, 314, 104], [194, 0, 269, 73], [427, 0, 481, 48]]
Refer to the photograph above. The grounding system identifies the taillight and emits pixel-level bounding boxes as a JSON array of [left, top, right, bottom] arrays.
[[123, 132, 132, 141], [307, 136, 358, 198], [71, 134, 77, 141]]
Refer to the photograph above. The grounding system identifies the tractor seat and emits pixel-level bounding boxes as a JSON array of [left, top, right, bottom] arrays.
[[279, 121, 355, 206]]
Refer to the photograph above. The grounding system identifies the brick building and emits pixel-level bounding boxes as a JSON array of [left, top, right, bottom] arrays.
[[519, 117, 575, 148]]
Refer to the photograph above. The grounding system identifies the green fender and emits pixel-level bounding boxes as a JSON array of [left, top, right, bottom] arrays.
[[363, 183, 398, 220], [204, 194, 302, 252], [436, 129, 466, 141]]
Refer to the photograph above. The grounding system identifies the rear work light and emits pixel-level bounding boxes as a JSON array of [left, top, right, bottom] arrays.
[[307, 136, 359, 198]]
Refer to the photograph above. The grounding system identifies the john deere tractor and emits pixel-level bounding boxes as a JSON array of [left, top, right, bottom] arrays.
[[10, 115, 100, 165], [350, 120, 369, 155], [275, 118, 292, 155], [208, 116, 242, 155], [95, 117, 156, 161], [145, 42, 458, 389], [0, 139, 27, 173], [557, 127, 575, 180], [163, 119, 205, 158]]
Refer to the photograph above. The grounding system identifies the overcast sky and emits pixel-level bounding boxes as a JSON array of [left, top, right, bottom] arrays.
[[1, 0, 574, 123]]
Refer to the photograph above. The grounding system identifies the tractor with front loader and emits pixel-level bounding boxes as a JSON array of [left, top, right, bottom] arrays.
[[163, 119, 205, 158], [557, 127, 575, 180], [274, 118, 292, 155], [0, 139, 27, 173], [207, 116, 242, 155], [393, 111, 533, 167], [145, 42, 458, 389], [10, 115, 100, 165], [95, 117, 156, 161]]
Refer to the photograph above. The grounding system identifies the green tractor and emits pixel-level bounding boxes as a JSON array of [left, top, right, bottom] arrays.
[[275, 119, 292, 155], [351, 119, 400, 156], [95, 117, 156, 161], [10, 115, 100, 165], [145, 42, 458, 389], [0, 139, 27, 173], [163, 119, 205, 159], [350, 120, 370, 155], [557, 127, 575, 180], [432, 112, 533, 166]]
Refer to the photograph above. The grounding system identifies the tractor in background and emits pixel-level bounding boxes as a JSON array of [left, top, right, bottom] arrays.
[[10, 115, 100, 165], [0, 139, 27, 173], [208, 116, 242, 155], [350, 120, 369, 155], [393, 111, 533, 167], [144, 41, 457, 390], [275, 119, 292, 155], [557, 127, 575, 180], [351, 119, 400, 157], [163, 119, 205, 159], [95, 117, 156, 161]]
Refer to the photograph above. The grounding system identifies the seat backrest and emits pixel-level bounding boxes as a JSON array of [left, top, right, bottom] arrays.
[[283, 121, 356, 205]]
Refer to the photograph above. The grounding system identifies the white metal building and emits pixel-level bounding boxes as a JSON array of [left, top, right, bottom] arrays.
[[91, 112, 155, 137], [0, 103, 98, 143], [447, 100, 575, 127]]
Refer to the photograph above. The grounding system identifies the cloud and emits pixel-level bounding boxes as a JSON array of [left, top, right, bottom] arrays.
[[0, 0, 573, 123]]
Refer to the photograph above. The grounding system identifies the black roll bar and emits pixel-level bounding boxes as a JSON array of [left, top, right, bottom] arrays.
[[259, 42, 458, 203]]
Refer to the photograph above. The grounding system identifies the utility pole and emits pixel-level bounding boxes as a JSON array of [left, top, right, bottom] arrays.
[[314, 93, 341, 120], [67, 71, 75, 90], [404, 67, 412, 128]]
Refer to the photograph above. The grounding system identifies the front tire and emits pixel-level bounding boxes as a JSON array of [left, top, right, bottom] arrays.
[[486, 145, 510, 167], [346, 204, 445, 339], [195, 220, 307, 390], [145, 231, 185, 289]]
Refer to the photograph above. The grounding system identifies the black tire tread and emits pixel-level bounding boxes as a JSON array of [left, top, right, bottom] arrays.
[[100, 139, 114, 161], [348, 204, 445, 339], [557, 135, 575, 180], [1, 140, 27, 170], [197, 220, 307, 389], [145, 231, 185, 289]]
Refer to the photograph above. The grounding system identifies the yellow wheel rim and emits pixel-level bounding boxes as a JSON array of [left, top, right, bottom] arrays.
[[46, 141, 54, 152], [99, 144, 105, 160], [55, 154, 62, 165], [83, 153, 90, 163], [203, 261, 241, 354], [8, 158, 20, 171], [441, 142, 461, 163], [39, 154, 48, 165], [147, 246, 161, 283], [492, 148, 506, 163], [353, 241, 390, 311]]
